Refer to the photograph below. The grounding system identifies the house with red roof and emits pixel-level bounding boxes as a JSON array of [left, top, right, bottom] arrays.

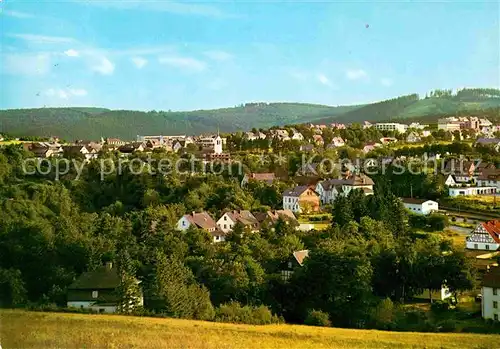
[[466, 220, 500, 251]]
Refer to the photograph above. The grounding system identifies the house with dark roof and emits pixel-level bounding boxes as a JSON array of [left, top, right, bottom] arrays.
[[475, 138, 500, 152], [67, 262, 143, 313], [315, 174, 374, 205], [176, 211, 225, 242], [477, 169, 500, 191], [282, 186, 320, 213], [466, 220, 500, 251], [241, 172, 276, 187], [401, 198, 439, 215], [253, 209, 298, 228], [216, 210, 260, 233], [481, 266, 500, 321]]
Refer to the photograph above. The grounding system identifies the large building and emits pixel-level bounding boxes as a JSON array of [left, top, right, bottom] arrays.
[[465, 220, 500, 251], [373, 123, 407, 133], [481, 266, 500, 321]]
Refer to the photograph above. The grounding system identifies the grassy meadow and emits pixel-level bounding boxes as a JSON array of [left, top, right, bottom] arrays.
[[1, 309, 500, 349]]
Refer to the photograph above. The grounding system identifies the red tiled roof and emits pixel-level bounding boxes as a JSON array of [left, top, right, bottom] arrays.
[[185, 212, 217, 230], [293, 250, 310, 266], [482, 220, 500, 244], [249, 173, 275, 181]]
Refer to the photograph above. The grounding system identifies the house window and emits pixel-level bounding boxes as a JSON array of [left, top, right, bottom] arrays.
[[215, 236, 220, 241], [493, 288, 498, 296], [486, 245, 490, 250], [99, 308, 105, 313], [92, 290, 98, 298], [224, 224, 227, 229], [224, 216, 227, 221], [495, 314, 499, 321], [493, 301, 498, 309], [474, 244, 478, 249], [288, 261, 292, 269]]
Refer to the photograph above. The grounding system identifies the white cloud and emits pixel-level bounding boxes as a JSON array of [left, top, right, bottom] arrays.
[[380, 78, 393, 87], [2, 53, 51, 76], [81, 0, 230, 18], [68, 88, 88, 96], [346, 69, 368, 80], [203, 50, 233, 62], [131, 57, 148, 69], [3, 10, 34, 19], [317, 74, 332, 87], [64, 49, 80, 57], [45, 88, 88, 99], [8, 33, 75, 44], [159, 56, 206, 72], [92, 57, 115, 75]]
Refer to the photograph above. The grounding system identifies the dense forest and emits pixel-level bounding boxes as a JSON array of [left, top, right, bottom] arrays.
[[1, 88, 499, 140], [0, 142, 493, 332]]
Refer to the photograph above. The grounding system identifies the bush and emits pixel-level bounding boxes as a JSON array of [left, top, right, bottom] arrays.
[[437, 319, 457, 332], [370, 298, 395, 330], [431, 300, 450, 313], [304, 309, 331, 327], [215, 302, 280, 325]]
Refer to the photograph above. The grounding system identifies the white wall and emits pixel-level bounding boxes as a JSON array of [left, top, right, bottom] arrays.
[[176, 216, 191, 231], [482, 286, 500, 320], [466, 241, 500, 251], [216, 213, 235, 233], [404, 201, 438, 215], [283, 196, 300, 213]]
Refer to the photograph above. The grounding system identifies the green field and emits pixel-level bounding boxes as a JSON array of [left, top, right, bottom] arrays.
[[1, 310, 499, 349]]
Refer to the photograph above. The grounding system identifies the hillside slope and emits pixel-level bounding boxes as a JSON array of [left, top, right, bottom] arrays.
[[2, 310, 499, 349], [1, 88, 499, 140], [0, 103, 360, 140]]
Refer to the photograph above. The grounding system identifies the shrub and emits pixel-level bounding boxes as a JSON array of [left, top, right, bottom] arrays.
[[215, 302, 280, 325], [431, 300, 450, 313], [437, 319, 457, 332], [304, 309, 331, 327], [370, 298, 395, 330]]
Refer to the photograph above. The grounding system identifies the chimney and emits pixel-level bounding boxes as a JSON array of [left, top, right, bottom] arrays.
[[105, 262, 113, 269]]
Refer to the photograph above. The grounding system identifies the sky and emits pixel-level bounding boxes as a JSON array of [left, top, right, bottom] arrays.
[[0, 0, 499, 111]]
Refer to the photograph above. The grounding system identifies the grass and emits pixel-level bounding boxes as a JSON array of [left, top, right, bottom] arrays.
[[2, 309, 500, 349]]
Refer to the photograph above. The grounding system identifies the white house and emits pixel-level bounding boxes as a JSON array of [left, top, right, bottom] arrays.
[[477, 169, 500, 191], [482, 266, 500, 321], [216, 210, 259, 233], [315, 174, 374, 205], [291, 130, 304, 141], [448, 186, 497, 197], [465, 220, 500, 251], [199, 135, 223, 154], [414, 287, 452, 301], [406, 132, 421, 143], [401, 198, 439, 215], [282, 186, 320, 213], [177, 211, 225, 243]]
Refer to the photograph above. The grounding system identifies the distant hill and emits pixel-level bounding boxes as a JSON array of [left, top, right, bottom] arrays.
[[1, 88, 499, 140]]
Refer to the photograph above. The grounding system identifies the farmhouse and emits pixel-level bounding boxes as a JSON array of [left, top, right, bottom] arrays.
[[67, 262, 143, 314], [282, 186, 320, 213], [465, 220, 500, 251], [216, 210, 260, 233], [401, 198, 439, 215], [406, 132, 421, 143], [481, 266, 500, 321]]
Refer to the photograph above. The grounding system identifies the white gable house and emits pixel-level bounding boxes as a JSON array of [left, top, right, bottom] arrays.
[[401, 198, 439, 215]]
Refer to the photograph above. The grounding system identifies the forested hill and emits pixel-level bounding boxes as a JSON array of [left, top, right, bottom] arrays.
[[1, 88, 499, 140]]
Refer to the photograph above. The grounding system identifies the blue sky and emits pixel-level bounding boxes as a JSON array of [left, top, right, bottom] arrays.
[[0, 0, 498, 111]]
